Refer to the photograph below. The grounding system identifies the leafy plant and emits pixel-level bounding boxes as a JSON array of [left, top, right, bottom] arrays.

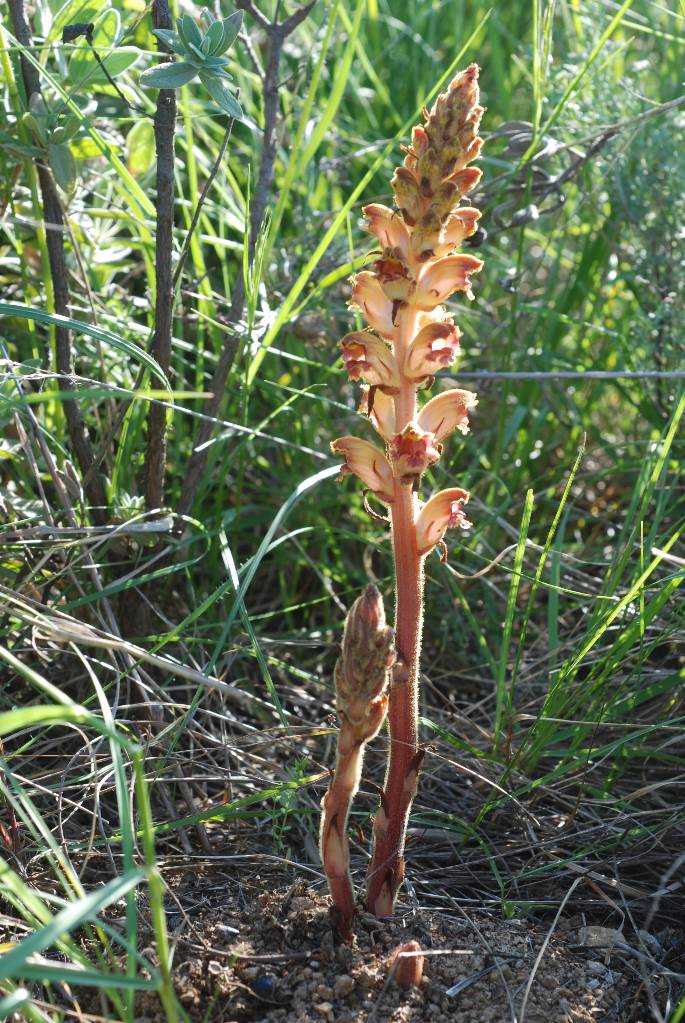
[[139, 8, 243, 119]]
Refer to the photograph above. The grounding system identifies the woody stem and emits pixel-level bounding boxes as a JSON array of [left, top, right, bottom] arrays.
[[367, 306, 425, 917]]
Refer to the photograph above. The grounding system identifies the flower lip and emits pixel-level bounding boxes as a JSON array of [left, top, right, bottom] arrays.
[[389, 423, 441, 482], [331, 436, 395, 504], [415, 487, 471, 555]]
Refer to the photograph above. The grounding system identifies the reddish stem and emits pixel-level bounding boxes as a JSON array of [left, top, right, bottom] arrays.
[[367, 306, 425, 917]]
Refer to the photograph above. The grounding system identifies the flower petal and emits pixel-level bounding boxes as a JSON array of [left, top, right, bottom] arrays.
[[340, 332, 400, 391], [404, 321, 462, 381], [418, 388, 477, 441], [350, 271, 397, 338], [360, 386, 396, 440], [415, 254, 484, 308], [362, 203, 411, 256], [389, 422, 441, 482], [415, 487, 471, 555], [331, 436, 395, 503], [374, 253, 414, 302]]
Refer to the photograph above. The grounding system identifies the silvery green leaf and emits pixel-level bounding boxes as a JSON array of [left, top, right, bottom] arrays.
[[181, 14, 203, 49], [139, 61, 197, 89], [201, 55, 232, 71], [200, 8, 216, 30], [199, 71, 242, 119], [186, 40, 206, 62], [219, 11, 243, 54], [48, 142, 77, 193], [152, 28, 186, 55], [202, 20, 224, 55]]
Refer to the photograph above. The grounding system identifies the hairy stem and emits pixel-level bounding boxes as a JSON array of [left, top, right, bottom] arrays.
[[319, 725, 364, 941], [367, 306, 425, 917]]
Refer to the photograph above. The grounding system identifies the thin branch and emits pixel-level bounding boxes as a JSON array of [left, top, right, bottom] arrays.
[[144, 0, 177, 511], [172, 121, 235, 294], [8, 0, 108, 522], [177, 0, 315, 522]]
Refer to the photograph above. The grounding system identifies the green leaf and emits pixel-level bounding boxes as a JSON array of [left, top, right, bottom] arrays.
[[219, 10, 243, 54], [68, 46, 141, 87], [152, 28, 185, 56], [69, 136, 101, 159], [180, 14, 203, 49], [202, 19, 224, 55], [47, 142, 77, 192], [126, 119, 155, 177], [22, 111, 47, 145], [198, 71, 242, 118], [139, 61, 197, 89]]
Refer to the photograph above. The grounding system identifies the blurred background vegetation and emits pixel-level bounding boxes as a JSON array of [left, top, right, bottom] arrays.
[[0, 0, 683, 1018]]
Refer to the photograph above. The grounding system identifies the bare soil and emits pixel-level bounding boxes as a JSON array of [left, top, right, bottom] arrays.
[[128, 870, 679, 1023]]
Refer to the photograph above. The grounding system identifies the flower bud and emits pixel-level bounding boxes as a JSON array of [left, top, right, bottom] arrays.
[[331, 436, 395, 504], [335, 585, 394, 741], [391, 166, 424, 225], [418, 388, 477, 441], [390, 941, 424, 989], [340, 332, 400, 391], [415, 487, 471, 555]]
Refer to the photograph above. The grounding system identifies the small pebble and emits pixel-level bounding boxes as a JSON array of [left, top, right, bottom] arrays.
[[334, 974, 355, 997]]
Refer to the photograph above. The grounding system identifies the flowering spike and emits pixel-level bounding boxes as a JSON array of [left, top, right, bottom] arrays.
[[320, 586, 394, 941], [326, 62, 486, 931]]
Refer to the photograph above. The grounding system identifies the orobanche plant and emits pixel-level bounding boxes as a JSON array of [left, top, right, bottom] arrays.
[[320, 64, 485, 941]]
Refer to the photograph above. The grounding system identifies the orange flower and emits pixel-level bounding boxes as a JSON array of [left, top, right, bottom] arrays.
[[362, 203, 411, 256], [389, 423, 441, 482], [350, 272, 397, 338], [415, 487, 471, 555], [415, 254, 484, 308], [432, 207, 482, 258], [340, 332, 400, 391], [404, 321, 462, 381], [418, 388, 476, 441], [374, 254, 413, 302], [331, 436, 395, 503]]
